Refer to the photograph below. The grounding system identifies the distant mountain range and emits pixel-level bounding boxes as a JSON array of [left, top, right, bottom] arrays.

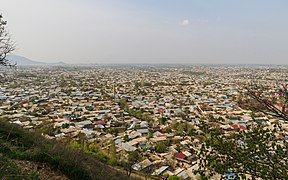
[[7, 55, 67, 66]]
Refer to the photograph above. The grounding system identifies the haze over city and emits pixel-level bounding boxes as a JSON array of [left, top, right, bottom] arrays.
[[2, 0, 288, 64], [1, 1, 288, 179]]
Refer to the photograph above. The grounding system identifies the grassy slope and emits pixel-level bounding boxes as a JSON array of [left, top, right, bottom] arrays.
[[0, 119, 131, 180]]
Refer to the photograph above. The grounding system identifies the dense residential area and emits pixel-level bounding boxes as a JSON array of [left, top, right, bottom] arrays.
[[0, 65, 287, 179]]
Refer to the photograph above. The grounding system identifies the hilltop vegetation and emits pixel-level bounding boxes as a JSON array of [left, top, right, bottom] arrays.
[[0, 118, 131, 180]]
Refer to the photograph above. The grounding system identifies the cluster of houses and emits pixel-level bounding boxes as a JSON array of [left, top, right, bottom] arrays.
[[0, 65, 287, 179]]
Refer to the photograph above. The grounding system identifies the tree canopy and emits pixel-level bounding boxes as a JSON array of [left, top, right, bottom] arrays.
[[197, 121, 288, 179], [196, 84, 288, 179]]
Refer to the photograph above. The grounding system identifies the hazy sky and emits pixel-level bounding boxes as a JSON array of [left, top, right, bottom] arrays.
[[1, 0, 288, 64]]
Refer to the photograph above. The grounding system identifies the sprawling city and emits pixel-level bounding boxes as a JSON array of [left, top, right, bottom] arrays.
[[1, 65, 287, 179], [1, 0, 288, 179]]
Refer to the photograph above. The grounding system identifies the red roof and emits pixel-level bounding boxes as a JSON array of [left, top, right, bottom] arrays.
[[231, 124, 246, 130], [96, 121, 106, 125], [175, 152, 186, 159]]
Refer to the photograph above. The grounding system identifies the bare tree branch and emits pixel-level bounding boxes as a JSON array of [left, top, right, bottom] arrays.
[[244, 85, 288, 121], [0, 14, 16, 67]]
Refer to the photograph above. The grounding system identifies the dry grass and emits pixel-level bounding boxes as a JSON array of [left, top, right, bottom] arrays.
[[0, 119, 132, 180]]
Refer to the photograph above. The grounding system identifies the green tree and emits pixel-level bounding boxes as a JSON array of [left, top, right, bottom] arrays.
[[121, 151, 140, 177], [167, 175, 181, 180], [108, 140, 117, 166], [155, 142, 168, 153], [159, 117, 167, 125], [128, 151, 139, 162], [119, 99, 129, 111], [123, 135, 129, 142], [166, 128, 172, 134], [61, 123, 70, 129], [197, 84, 288, 179], [197, 120, 288, 179], [147, 129, 153, 139]]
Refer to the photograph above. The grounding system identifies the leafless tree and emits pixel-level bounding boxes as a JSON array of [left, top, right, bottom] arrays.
[[0, 14, 15, 67], [245, 82, 288, 121]]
